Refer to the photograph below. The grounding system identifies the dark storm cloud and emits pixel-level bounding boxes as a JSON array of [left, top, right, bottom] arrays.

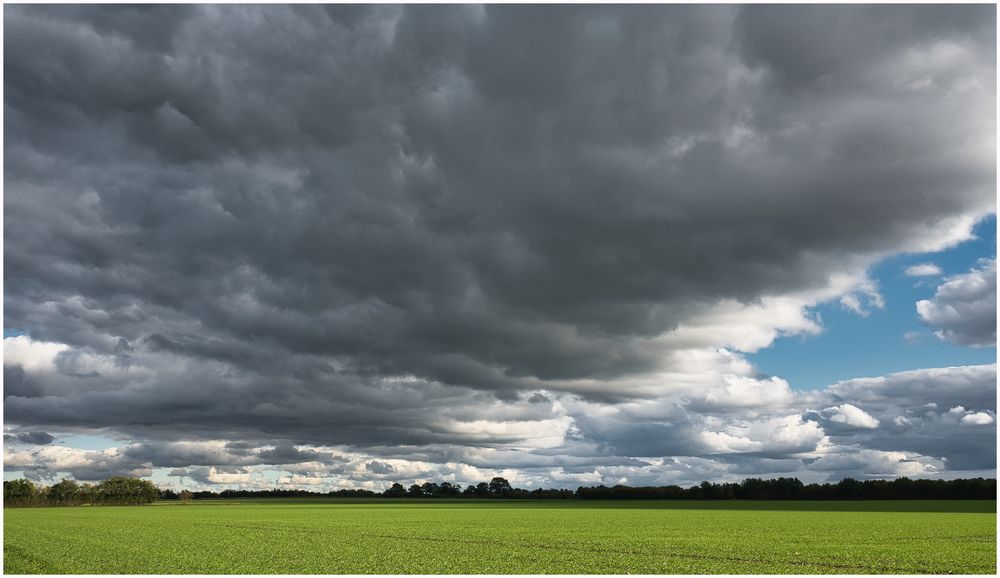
[[3, 366, 39, 399], [3, 5, 996, 483], [736, 5, 995, 90], [256, 444, 328, 464], [4, 431, 55, 445]]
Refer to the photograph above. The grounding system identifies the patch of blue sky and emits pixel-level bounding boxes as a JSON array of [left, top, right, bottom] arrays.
[[150, 467, 183, 485], [149, 466, 285, 486], [751, 215, 996, 391], [4, 470, 30, 481], [55, 433, 122, 451]]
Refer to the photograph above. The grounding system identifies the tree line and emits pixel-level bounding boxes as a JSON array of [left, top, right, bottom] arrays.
[[165, 476, 996, 501], [573, 476, 997, 500], [5, 475, 995, 507], [3, 477, 160, 507]]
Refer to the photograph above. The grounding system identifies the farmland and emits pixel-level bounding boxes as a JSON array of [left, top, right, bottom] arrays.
[[4, 500, 995, 574]]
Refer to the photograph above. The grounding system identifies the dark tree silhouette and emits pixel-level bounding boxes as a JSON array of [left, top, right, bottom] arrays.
[[3, 475, 995, 508], [488, 477, 513, 497], [383, 483, 406, 498]]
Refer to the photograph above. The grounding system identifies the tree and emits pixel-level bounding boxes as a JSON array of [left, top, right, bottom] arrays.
[[437, 482, 460, 497], [47, 479, 81, 503], [79, 483, 97, 503], [383, 483, 406, 498], [407, 484, 424, 497], [95, 477, 160, 505], [179, 490, 193, 502], [4, 479, 36, 504], [488, 477, 512, 497], [835, 478, 863, 499]]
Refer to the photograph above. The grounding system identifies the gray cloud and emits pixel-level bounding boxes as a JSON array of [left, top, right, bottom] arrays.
[[812, 364, 997, 471], [365, 460, 396, 475], [256, 444, 328, 465], [3, 5, 996, 487], [6, 364, 994, 486], [4, 431, 55, 445], [917, 258, 996, 347]]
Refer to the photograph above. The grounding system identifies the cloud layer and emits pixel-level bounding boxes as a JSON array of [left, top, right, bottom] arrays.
[[4, 5, 996, 488]]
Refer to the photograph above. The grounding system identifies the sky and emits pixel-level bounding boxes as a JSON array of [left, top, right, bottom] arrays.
[[3, 4, 997, 492]]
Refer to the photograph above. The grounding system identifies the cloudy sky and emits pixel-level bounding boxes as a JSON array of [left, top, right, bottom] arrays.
[[3, 4, 996, 491]]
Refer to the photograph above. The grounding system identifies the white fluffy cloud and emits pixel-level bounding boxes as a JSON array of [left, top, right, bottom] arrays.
[[3, 336, 68, 372], [810, 449, 945, 478], [905, 263, 942, 277], [694, 375, 795, 410], [916, 258, 996, 347], [4, 445, 152, 481], [823, 404, 881, 429], [839, 279, 885, 318], [961, 412, 995, 426], [700, 415, 828, 456]]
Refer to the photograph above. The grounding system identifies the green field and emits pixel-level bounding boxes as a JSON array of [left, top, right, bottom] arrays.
[[4, 499, 996, 574]]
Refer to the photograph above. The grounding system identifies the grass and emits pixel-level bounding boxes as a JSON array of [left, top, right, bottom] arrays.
[[4, 499, 996, 574]]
